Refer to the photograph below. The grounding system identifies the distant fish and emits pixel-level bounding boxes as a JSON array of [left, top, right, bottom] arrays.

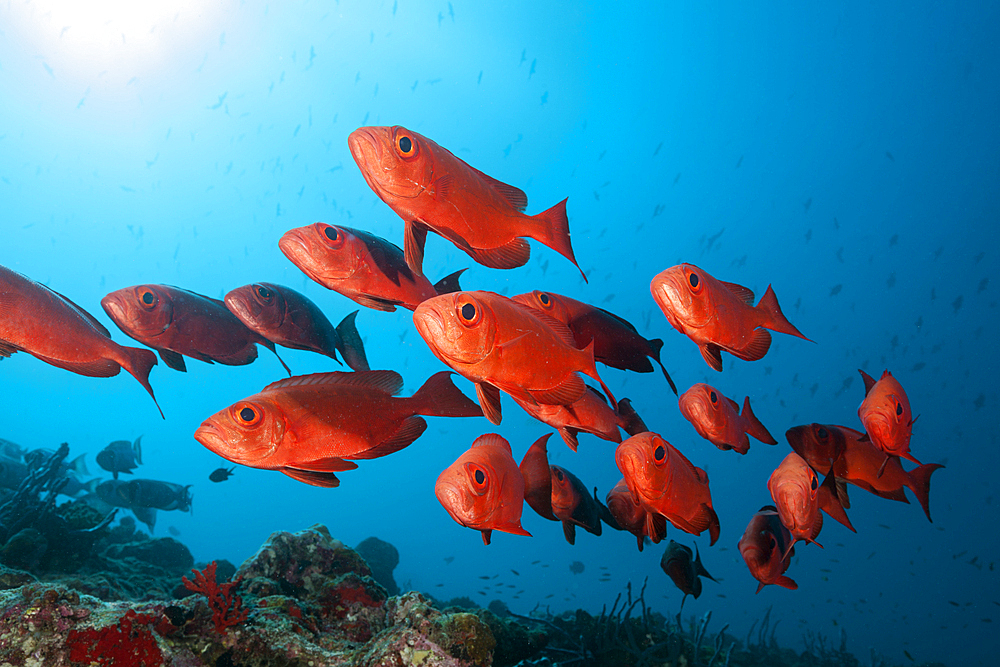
[[885, 151, 895, 162], [830, 284, 843, 296], [569, 561, 584, 574], [96, 436, 142, 480], [735, 155, 743, 169], [803, 197, 812, 213], [679, 384, 776, 454], [209, 466, 235, 483], [661, 540, 716, 603]]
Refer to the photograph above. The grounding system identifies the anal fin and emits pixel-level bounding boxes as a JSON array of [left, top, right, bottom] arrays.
[[730, 328, 771, 362], [476, 382, 504, 425], [468, 238, 531, 270]]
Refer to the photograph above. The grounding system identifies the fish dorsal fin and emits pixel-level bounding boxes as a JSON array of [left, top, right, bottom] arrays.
[[264, 370, 403, 395], [721, 281, 755, 306], [469, 166, 528, 212], [859, 369, 877, 396], [472, 433, 512, 455], [726, 396, 740, 413]]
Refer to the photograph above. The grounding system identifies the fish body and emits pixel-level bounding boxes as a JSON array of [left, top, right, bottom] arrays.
[[278, 223, 464, 312], [209, 466, 235, 483], [118, 479, 192, 512], [194, 370, 482, 487], [511, 389, 648, 452], [660, 540, 716, 600], [857, 369, 921, 467], [413, 291, 616, 425], [0, 264, 161, 416], [101, 284, 288, 375], [615, 432, 720, 545], [224, 282, 369, 371], [96, 436, 142, 479], [650, 263, 809, 371], [738, 505, 797, 593], [678, 383, 776, 454], [606, 478, 665, 551], [511, 290, 676, 392], [768, 453, 826, 553], [786, 423, 942, 521], [435, 433, 530, 545], [348, 125, 583, 278]]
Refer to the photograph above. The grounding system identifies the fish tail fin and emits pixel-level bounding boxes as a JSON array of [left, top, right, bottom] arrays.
[[411, 371, 483, 418], [616, 398, 649, 437], [907, 462, 944, 522], [519, 434, 557, 521], [756, 284, 812, 341], [68, 453, 89, 477], [336, 311, 370, 371], [741, 396, 777, 444], [581, 341, 617, 409], [432, 269, 465, 296], [694, 543, 717, 582], [119, 346, 164, 419], [648, 338, 678, 394], [528, 198, 587, 282]]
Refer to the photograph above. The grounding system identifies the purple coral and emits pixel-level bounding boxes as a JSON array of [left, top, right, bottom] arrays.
[[182, 561, 249, 634]]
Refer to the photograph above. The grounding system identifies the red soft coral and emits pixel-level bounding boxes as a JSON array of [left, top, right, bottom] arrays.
[[182, 561, 249, 634]]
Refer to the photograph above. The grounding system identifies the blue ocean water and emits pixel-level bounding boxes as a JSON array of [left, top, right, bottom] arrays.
[[2, 2, 997, 665]]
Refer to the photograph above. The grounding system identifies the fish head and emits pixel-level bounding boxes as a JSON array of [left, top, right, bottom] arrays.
[[678, 383, 727, 439], [768, 453, 819, 538], [279, 223, 364, 285], [511, 290, 573, 324], [858, 375, 912, 454], [194, 398, 286, 467], [435, 444, 518, 531], [413, 292, 497, 367], [650, 264, 715, 333], [549, 465, 581, 518], [225, 283, 288, 332], [348, 126, 432, 203], [615, 432, 673, 506], [101, 284, 174, 338], [605, 478, 645, 530]]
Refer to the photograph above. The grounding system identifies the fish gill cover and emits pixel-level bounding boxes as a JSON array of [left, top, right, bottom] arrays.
[[0, 2, 997, 666]]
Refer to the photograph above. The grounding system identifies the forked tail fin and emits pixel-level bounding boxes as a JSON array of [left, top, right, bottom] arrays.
[[907, 462, 944, 522], [119, 346, 163, 419], [741, 396, 777, 445], [411, 371, 483, 418], [756, 285, 812, 341], [527, 198, 587, 282]]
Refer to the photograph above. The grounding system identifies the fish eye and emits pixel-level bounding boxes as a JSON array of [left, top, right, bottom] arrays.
[[239, 407, 255, 422], [462, 304, 476, 320], [474, 469, 485, 484], [810, 474, 818, 491], [324, 226, 338, 241], [896, 402, 903, 416], [817, 427, 829, 440], [458, 299, 482, 327], [465, 463, 489, 493], [689, 272, 700, 289], [138, 289, 158, 310], [555, 469, 564, 482], [653, 445, 665, 462], [709, 391, 717, 403], [398, 136, 412, 153], [232, 403, 264, 428], [256, 285, 272, 300], [319, 224, 345, 249], [538, 292, 551, 307]]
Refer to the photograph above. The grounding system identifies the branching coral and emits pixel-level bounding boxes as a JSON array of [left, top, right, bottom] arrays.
[[182, 560, 249, 633]]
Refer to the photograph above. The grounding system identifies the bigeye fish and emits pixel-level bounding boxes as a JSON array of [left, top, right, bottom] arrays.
[[650, 263, 810, 371], [857, 369, 921, 475], [738, 505, 797, 593], [435, 433, 530, 545], [348, 125, 585, 280], [224, 282, 369, 371], [678, 383, 776, 454], [0, 264, 161, 417]]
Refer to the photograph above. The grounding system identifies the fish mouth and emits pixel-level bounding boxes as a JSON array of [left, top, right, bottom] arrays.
[[615, 443, 653, 503], [223, 291, 255, 326], [193, 421, 230, 459], [279, 230, 325, 284], [100, 294, 128, 327], [678, 391, 713, 430], [435, 479, 474, 527], [650, 272, 690, 331], [348, 127, 392, 196], [413, 302, 448, 349]]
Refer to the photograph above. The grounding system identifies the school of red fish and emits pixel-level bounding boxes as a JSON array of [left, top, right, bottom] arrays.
[[0, 125, 942, 596]]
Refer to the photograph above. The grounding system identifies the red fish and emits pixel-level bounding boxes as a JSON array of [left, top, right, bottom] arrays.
[[279, 223, 463, 312], [678, 383, 777, 454], [511, 290, 676, 393], [857, 369, 920, 474], [767, 452, 854, 554], [650, 263, 810, 371], [738, 505, 798, 593], [661, 540, 716, 603], [102, 285, 290, 375], [193, 370, 482, 487], [518, 433, 618, 544], [413, 291, 616, 425], [225, 283, 369, 371], [615, 432, 720, 545], [435, 433, 531, 545], [0, 264, 161, 417], [786, 423, 942, 521], [511, 389, 647, 452], [606, 478, 666, 552], [348, 125, 585, 279]]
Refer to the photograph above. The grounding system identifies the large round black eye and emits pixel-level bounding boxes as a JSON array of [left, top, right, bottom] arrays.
[[896, 403, 903, 416], [256, 286, 271, 299], [461, 303, 476, 321], [324, 226, 338, 241], [810, 475, 818, 491], [709, 391, 717, 403], [689, 273, 700, 288], [399, 136, 412, 153], [239, 407, 256, 422], [474, 469, 485, 484], [142, 291, 154, 305], [653, 445, 665, 462], [555, 469, 564, 482], [817, 427, 828, 439], [539, 293, 551, 306]]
